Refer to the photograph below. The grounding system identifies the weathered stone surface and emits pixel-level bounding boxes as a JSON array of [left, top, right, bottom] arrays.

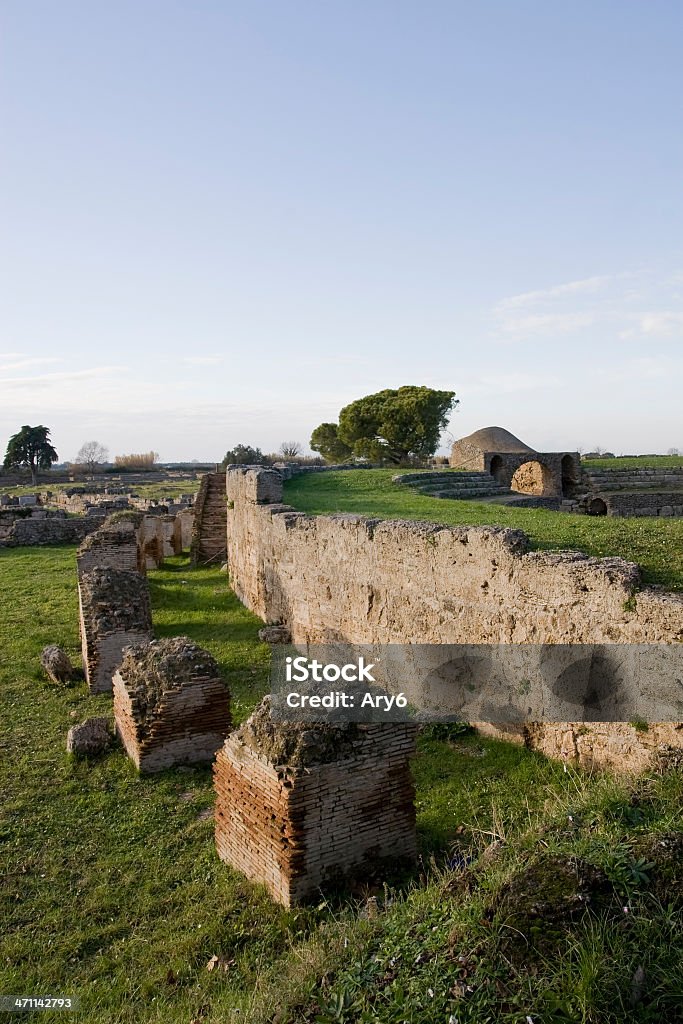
[[258, 624, 291, 645], [214, 697, 417, 906], [1, 512, 101, 547], [477, 721, 683, 773], [78, 568, 153, 694], [449, 426, 581, 498], [225, 467, 683, 772], [40, 645, 75, 683], [190, 473, 227, 566], [66, 717, 112, 756], [77, 520, 140, 576], [113, 637, 231, 773]]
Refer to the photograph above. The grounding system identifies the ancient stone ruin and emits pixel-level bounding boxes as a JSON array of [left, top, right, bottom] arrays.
[[225, 466, 683, 772], [190, 472, 227, 567], [113, 637, 231, 773], [77, 518, 142, 576], [214, 697, 417, 907], [78, 567, 153, 694], [40, 645, 75, 684], [449, 425, 581, 498], [66, 717, 112, 757]]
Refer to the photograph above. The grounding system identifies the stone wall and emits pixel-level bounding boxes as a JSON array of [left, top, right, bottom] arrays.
[[225, 468, 683, 646], [593, 491, 683, 518], [190, 472, 227, 566], [0, 510, 102, 547], [225, 467, 683, 771], [583, 467, 683, 491], [214, 699, 417, 907], [113, 637, 231, 773], [76, 520, 141, 576], [78, 568, 153, 694]]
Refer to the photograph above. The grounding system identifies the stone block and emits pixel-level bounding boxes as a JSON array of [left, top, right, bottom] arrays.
[[113, 637, 231, 773], [66, 717, 112, 757], [78, 568, 153, 694], [214, 698, 417, 906]]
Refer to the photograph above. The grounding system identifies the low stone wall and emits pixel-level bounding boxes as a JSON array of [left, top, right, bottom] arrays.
[[598, 491, 683, 518], [479, 721, 683, 773], [583, 467, 683, 491], [214, 699, 416, 906], [225, 468, 683, 645], [0, 511, 102, 547], [78, 568, 153, 693], [113, 637, 231, 773], [225, 467, 683, 771]]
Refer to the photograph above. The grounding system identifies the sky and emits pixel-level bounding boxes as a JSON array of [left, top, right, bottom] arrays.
[[1, 0, 682, 462]]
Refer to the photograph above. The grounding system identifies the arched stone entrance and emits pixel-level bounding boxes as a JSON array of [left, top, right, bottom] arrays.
[[490, 454, 505, 483], [510, 460, 555, 496], [587, 497, 607, 516]]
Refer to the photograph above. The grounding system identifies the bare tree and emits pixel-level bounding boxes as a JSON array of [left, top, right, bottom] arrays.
[[278, 441, 303, 458], [75, 441, 109, 477], [667, 447, 680, 456]]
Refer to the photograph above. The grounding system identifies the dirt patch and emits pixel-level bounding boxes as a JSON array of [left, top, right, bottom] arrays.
[[635, 831, 683, 910]]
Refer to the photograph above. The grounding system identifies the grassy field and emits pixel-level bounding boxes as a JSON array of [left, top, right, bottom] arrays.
[[284, 470, 683, 592], [0, 478, 201, 500], [582, 456, 683, 470], [2, 545, 683, 1022]]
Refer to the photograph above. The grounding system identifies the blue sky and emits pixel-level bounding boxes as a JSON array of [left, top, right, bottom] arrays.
[[2, 1, 682, 461]]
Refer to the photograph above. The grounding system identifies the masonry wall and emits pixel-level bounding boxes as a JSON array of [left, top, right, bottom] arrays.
[[214, 717, 417, 907], [600, 492, 683, 518], [190, 472, 227, 566], [225, 468, 683, 646], [503, 721, 683, 773], [225, 468, 683, 771], [113, 639, 231, 773], [77, 521, 141, 576], [583, 467, 683, 490], [78, 568, 153, 694], [0, 511, 102, 547]]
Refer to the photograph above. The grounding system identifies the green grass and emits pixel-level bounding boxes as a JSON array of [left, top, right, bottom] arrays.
[[0, 479, 200, 500], [284, 470, 683, 591], [2, 547, 683, 1022], [582, 455, 683, 470]]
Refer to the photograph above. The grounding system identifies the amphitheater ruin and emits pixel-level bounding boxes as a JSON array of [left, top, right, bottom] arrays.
[[392, 425, 683, 517]]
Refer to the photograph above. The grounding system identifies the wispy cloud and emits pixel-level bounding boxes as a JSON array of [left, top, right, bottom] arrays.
[[498, 274, 618, 312], [631, 312, 683, 336], [0, 356, 63, 372], [181, 356, 225, 366], [493, 267, 683, 341], [1, 366, 122, 388]]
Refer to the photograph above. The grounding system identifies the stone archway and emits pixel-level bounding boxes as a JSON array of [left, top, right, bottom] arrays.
[[561, 454, 579, 498], [587, 497, 607, 516], [510, 460, 555, 496], [490, 454, 505, 483]]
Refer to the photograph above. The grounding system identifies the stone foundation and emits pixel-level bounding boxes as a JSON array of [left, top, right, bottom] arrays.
[[113, 637, 231, 773], [214, 698, 417, 906], [78, 568, 153, 693]]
